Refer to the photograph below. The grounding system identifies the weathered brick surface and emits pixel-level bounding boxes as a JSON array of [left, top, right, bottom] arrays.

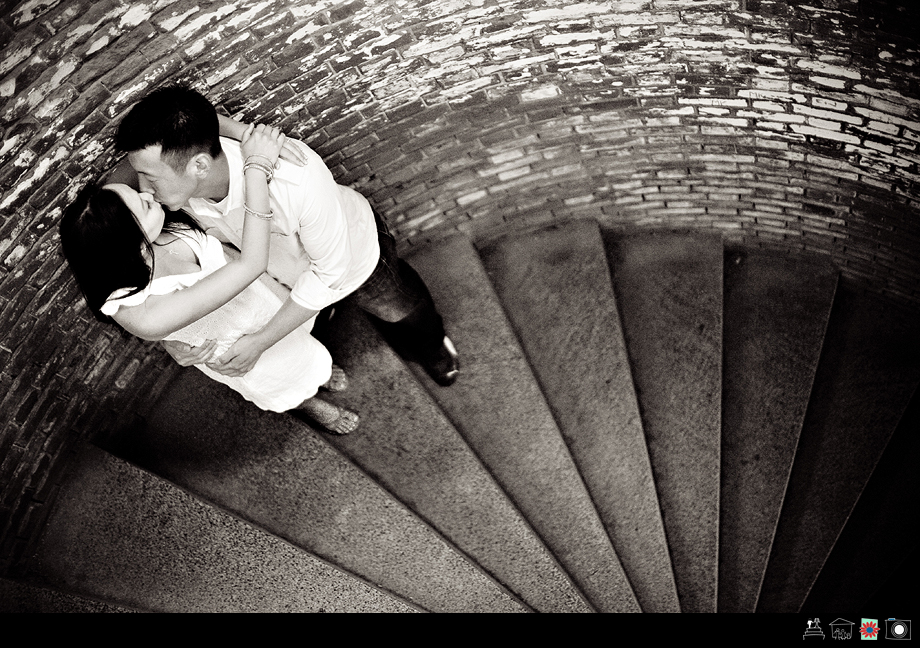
[[2, 0, 920, 574]]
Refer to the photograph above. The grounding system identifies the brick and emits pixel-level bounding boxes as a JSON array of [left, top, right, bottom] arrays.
[[789, 124, 861, 144], [1, 55, 79, 123], [0, 121, 39, 168], [796, 59, 861, 80], [810, 75, 848, 90], [0, 22, 50, 79], [27, 173, 70, 211], [867, 96, 913, 118], [70, 22, 160, 89], [791, 103, 863, 125], [865, 120, 901, 136], [103, 53, 185, 118]]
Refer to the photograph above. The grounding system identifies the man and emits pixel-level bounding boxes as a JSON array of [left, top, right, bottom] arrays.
[[114, 85, 459, 386]]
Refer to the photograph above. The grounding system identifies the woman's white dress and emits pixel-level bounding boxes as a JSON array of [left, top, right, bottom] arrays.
[[101, 229, 332, 412]]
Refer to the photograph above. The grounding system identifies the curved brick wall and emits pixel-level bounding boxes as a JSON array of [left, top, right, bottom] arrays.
[[2, 0, 919, 572]]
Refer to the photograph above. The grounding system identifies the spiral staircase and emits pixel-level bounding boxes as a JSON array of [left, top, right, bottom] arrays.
[[1, 221, 917, 613]]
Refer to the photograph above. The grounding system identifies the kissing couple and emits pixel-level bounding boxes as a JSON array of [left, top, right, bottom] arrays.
[[61, 85, 459, 435]]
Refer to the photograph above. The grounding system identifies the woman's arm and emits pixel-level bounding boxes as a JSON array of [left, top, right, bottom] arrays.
[[218, 114, 249, 141], [113, 125, 286, 341], [219, 115, 307, 166]]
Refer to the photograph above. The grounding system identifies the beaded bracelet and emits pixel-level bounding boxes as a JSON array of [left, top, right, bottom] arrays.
[[244, 204, 273, 220], [245, 154, 277, 169], [244, 156, 276, 182], [244, 160, 273, 173], [243, 162, 274, 184]]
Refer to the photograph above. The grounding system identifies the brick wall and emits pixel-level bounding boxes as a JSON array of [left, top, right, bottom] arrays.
[[1, 0, 919, 573]]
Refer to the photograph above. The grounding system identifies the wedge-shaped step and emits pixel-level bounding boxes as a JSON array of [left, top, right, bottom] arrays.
[[102, 373, 527, 613], [16, 444, 418, 612], [602, 231, 723, 613], [242, 265, 588, 612], [406, 234, 639, 613], [318, 304, 592, 613], [719, 247, 838, 613], [863, 549, 919, 611], [804, 385, 920, 611], [478, 221, 679, 613], [0, 577, 133, 612], [757, 282, 920, 612]]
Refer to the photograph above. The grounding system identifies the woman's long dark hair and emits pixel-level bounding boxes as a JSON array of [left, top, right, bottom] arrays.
[[59, 183, 203, 321]]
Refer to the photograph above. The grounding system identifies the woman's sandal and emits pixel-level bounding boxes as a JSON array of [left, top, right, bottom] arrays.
[[320, 364, 348, 392], [298, 397, 359, 435]]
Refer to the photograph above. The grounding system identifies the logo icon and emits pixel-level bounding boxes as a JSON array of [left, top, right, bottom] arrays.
[[805, 618, 826, 640], [831, 619, 855, 640], [861, 619, 881, 640], [885, 619, 911, 640]]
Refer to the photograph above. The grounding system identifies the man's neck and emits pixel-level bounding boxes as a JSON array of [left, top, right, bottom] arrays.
[[196, 153, 230, 202]]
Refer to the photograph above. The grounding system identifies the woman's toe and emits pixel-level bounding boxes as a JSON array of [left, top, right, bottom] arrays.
[[322, 365, 349, 392], [336, 409, 359, 434]]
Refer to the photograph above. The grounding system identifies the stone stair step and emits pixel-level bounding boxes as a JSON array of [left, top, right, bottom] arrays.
[[757, 282, 920, 612], [864, 546, 919, 612], [14, 443, 420, 612], [602, 231, 724, 613], [0, 577, 135, 612], [718, 246, 838, 613], [478, 220, 679, 613], [803, 384, 920, 612], [101, 372, 528, 613], [405, 234, 639, 613], [318, 304, 592, 613]]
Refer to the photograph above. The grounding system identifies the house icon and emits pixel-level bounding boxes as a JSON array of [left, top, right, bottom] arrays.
[[830, 619, 855, 641]]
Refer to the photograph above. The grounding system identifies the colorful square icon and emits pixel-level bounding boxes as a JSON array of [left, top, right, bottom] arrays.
[[860, 618, 880, 640]]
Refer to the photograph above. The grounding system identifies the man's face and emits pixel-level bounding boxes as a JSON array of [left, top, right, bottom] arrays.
[[127, 145, 199, 211]]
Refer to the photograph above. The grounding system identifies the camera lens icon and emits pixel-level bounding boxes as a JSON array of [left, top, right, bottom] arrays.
[[886, 619, 911, 640]]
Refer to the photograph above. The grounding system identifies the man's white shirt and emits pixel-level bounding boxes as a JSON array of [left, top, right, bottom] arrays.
[[186, 137, 380, 312]]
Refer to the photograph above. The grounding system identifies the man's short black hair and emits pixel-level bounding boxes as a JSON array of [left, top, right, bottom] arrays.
[[115, 84, 221, 169]]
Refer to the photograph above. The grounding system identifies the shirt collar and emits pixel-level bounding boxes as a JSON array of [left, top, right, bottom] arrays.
[[218, 137, 244, 213]]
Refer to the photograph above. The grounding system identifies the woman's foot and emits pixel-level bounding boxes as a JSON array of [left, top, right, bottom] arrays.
[[320, 364, 348, 392], [297, 396, 359, 435]]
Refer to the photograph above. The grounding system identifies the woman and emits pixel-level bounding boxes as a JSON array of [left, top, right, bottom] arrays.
[[60, 124, 359, 435]]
